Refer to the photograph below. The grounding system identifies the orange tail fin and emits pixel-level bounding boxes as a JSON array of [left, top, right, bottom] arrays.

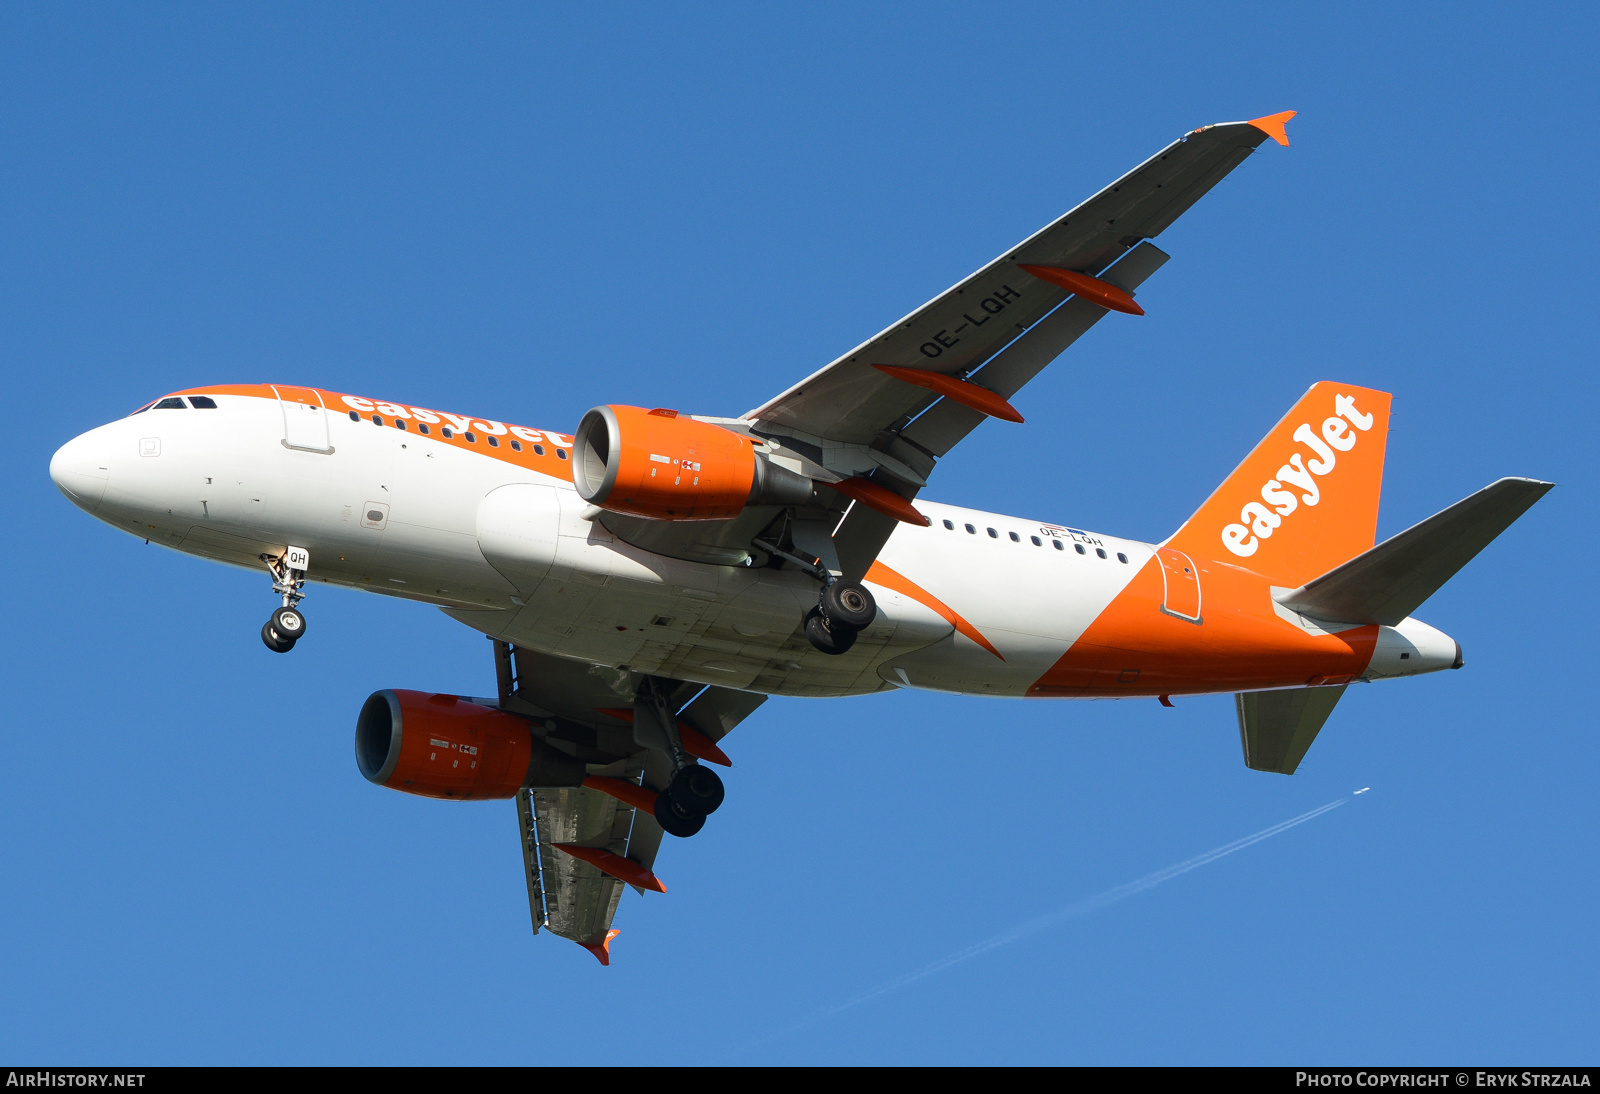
[[1166, 381, 1392, 587]]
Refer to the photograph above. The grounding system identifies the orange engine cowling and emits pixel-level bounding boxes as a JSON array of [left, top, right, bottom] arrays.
[[573, 405, 813, 520], [355, 689, 584, 800]]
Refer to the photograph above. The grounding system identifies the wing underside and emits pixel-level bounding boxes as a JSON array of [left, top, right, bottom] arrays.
[[494, 642, 763, 961]]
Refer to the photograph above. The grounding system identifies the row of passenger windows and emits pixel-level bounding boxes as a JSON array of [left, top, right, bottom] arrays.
[[349, 409, 568, 459], [940, 518, 1128, 563], [132, 395, 217, 413]]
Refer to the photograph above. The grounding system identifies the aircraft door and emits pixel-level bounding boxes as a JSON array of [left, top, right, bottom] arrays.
[[1156, 546, 1202, 623], [272, 385, 333, 453]]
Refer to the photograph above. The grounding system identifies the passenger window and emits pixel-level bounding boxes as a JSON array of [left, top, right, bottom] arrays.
[[487, 436, 499, 447], [463, 432, 477, 443], [348, 410, 360, 421], [1031, 536, 1041, 546], [155, 397, 187, 410], [1117, 552, 1129, 563], [441, 427, 454, 438], [533, 444, 545, 456], [371, 415, 384, 426], [418, 423, 430, 435], [395, 419, 406, 431], [987, 528, 998, 538], [1053, 540, 1064, 551], [1075, 543, 1086, 555], [964, 524, 976, 534], [188, 396, 218, 409], [510, 440, 522, 452], [1008, 531, 1020, 542], [1096, 548, 1107, 559], [557, 449, 568, 460], [943, 520, 954, 530]]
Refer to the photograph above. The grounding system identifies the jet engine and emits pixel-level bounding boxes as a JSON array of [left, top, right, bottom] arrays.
[[355, 689, 583, 800], [573, 405, 812, 520]]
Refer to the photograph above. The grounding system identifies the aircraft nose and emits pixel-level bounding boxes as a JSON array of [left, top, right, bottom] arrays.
[[50, 430, 112, 512]]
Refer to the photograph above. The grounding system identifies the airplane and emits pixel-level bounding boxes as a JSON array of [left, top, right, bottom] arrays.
[[48, 111, 1551, 964]]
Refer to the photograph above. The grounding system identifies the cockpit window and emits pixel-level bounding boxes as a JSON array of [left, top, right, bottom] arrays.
[[154, 397, 187, 409], [187, 396, 218, 409], [130, 401, 156, 415]]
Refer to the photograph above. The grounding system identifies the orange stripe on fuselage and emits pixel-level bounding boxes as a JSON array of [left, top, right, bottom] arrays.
[[1028, 553, 1377, 697], [865, 561, 1004, 661], [173, 384, 577, 482]]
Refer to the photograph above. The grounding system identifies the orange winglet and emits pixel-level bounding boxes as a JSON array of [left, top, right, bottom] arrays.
[[579, 928, 621, 966], [1247, 110, 1296, 147], [829, 477, 931, 526], [553, 843, 666, 893], [865, 560, 1004, 661], [872, 364, 1024, 423], [582, 775, 660, 814], [590, 709, 733, 767], [1017, 265, 1144, 315]]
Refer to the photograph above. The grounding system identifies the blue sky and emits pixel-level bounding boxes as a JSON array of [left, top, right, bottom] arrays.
[[4, 3, 1596, 1064]]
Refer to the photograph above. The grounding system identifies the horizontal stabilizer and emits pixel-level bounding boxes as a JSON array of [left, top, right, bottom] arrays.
[[1237, 685, 1347, 775], [1276, 477, 1553, 626]]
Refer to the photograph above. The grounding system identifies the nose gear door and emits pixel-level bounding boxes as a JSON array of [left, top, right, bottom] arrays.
[[1156, 546, 1202, 623], [272, 385, 333, 453]]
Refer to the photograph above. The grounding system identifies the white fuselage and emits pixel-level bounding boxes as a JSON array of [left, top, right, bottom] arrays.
[[49, 388, 1460, 699]]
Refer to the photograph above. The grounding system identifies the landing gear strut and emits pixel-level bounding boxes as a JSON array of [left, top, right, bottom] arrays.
[[259, 546, 310, 653], [752, 537, 879, 656], [636, 676, 727, 839]]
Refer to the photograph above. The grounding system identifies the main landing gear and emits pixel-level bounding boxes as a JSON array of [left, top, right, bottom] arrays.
[[751, 536, 879, 656], [654, 765, 725, 838], [636, 677, 727, 839], [259, 546, 310, 654], [804, 579, 877, 656]]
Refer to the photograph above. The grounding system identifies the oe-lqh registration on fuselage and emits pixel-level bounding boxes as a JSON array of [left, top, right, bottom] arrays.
[[49, 111, 1551, 962]]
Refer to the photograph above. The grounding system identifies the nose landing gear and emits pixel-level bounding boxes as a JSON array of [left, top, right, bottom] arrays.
[[259, 546, 310, 653]]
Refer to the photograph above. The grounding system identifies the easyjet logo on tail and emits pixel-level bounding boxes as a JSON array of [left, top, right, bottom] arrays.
[[1221, 394, 1374, 558]]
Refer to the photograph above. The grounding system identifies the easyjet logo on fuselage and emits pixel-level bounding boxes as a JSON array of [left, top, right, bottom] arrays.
[[1221, 393, 1374, 558], [338, 394, 572, 448]]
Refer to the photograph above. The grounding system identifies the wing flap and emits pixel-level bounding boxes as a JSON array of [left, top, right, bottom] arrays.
[[533, 783, 632, 947], [902, 241, 1171, 458]]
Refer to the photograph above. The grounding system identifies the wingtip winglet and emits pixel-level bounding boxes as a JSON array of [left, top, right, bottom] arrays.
[[580, 928, 621, 966], [1247, 110, 1296, 147]]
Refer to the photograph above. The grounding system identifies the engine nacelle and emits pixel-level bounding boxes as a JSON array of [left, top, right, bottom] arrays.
[[573, 404, 812, 520], [355, 689, 584, 800]]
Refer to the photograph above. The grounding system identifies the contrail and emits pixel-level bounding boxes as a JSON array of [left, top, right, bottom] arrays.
[[734, 795, 1352, 1057]]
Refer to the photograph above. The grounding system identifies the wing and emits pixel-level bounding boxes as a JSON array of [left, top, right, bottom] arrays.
[[597, 114, 1293, 579], [746, 113, 1294, 443], [750, 114, 1292, 576], [492, 641, 764, 963]]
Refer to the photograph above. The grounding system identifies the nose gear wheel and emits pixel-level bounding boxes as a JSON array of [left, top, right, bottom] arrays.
[[258, 548, 310, 653], [261, 621, 296, 653]]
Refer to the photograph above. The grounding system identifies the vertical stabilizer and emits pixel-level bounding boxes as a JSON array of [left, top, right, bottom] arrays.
[[1167, 382, 1392, 587]]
